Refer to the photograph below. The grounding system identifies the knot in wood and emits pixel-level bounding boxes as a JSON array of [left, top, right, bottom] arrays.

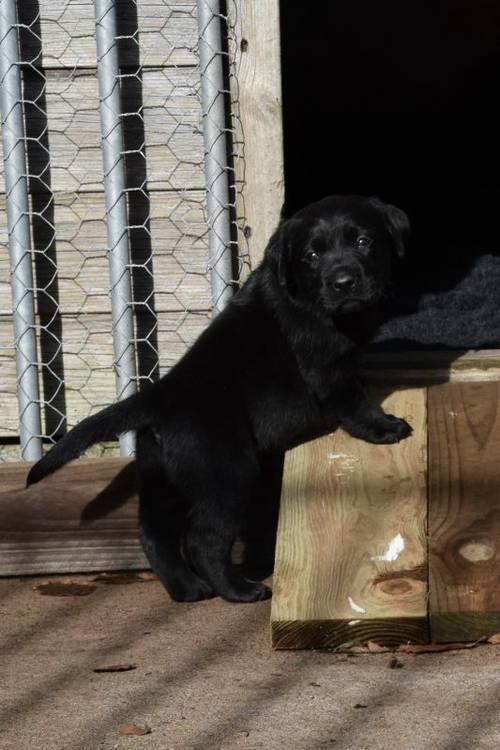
[[457, 538, 496, 563], [377, 578, 414, 596]]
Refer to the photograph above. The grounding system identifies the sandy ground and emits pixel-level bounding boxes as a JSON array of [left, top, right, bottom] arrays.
[[2, 574, 500, 750]]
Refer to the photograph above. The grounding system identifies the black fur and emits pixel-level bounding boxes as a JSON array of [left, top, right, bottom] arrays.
[[26, 195, 412, 603]]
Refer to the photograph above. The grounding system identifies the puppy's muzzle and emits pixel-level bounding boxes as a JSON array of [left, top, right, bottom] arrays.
[[332, 270, 358, 292], [330, 267, 360, 293]]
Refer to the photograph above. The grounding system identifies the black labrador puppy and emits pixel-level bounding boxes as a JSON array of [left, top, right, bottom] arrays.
[[26, 195, 412, 603]]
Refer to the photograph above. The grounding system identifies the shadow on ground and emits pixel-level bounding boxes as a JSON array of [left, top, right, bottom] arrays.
[[1, 576, 500, 750]]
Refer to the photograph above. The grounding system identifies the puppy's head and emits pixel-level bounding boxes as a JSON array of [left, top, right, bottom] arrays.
[[265, 195, 409, 315]]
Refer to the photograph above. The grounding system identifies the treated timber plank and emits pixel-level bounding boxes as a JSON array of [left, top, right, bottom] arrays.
[[271, 388, 428, 650], [229, 0, 284, 269], [429, 381, 500, 642], [0, 458, 146, 575], [19, 0, 198, 69], [363, 350, 500, 384]]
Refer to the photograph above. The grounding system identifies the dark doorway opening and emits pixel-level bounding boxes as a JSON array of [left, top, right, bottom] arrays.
[[280, 1, 500, 349]]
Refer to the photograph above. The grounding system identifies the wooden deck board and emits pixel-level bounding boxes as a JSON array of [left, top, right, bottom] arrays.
[[0, 458, 146, 575]]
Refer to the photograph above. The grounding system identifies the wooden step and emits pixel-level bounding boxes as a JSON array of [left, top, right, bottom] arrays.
[[428, 381, 500, 642], [271, 388, 428, 649]]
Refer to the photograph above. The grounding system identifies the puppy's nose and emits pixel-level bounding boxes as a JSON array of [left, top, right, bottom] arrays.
[[332, 271, 357, 292]]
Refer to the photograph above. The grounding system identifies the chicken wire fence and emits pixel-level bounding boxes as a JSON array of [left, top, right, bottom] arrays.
[[0, 0, 249, 462]]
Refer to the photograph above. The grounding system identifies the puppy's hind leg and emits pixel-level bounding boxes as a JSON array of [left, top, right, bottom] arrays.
[[241, 451, 284, 580], [136, 428, 214, 602], [186, 509, 271, 603], [183, 464, 272, 603]]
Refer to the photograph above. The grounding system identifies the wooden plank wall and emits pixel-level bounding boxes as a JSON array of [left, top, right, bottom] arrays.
[[0, 1, 210, 445]]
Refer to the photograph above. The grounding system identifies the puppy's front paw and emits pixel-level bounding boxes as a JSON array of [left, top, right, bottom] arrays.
[[369, 414, 413, 444], [169, 578, 215, 602], [223, 579, 272, 603]]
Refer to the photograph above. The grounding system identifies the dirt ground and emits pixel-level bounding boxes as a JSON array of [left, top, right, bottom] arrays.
[[2, 574, 500, 750]]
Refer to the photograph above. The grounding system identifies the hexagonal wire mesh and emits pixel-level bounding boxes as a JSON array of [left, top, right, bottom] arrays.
[[0, 0, 250, 461]]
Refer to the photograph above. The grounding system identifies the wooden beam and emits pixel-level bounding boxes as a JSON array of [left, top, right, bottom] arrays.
[[0, 458, 146, 576], [271, 388, 428, 649], [428, 382, 500, 641], [230, 0, 284, 270], [363, 349, 500, 384]]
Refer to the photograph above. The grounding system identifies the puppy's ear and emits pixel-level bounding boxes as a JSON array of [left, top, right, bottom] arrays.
[[369, 197, 410, 258], [264, 218, 299, 288]]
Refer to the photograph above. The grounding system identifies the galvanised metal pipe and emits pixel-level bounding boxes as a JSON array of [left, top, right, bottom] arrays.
[[94, 0, 136, 456], [0, 0, 42, 460], [197, 0, 233, 314]]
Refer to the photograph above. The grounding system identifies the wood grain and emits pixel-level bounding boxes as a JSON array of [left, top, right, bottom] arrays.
[[0, 191, 210, 317], [0, 311, 209, 437], [272, 618, 427, 650], [0, 458, 147, 575], [0, 68, 203, 196], [271, 388, 428, 649], [429, 382, 500, 642], [363, 350, 500, 384], [19, 0, 198, 69], [229, 0, 284, 269]]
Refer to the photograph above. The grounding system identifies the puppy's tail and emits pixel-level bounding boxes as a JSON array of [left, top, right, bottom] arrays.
[[26, 390, 157, 487]]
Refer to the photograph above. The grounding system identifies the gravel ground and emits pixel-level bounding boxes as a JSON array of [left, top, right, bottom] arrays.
[[2, 574, 500, 750]]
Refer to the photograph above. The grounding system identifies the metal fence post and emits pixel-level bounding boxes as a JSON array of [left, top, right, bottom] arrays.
[[95, 0, 137, 456], [0, 0, 42, 460], [197, 0, 233, 314]]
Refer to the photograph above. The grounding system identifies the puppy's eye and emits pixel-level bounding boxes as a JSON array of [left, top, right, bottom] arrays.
[[356, 235, 372, 249], [304, 249, 319, 262]]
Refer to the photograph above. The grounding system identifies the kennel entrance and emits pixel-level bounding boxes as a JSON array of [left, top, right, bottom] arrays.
[[281, 0, 500, 352], [272, 0, 500, 648]]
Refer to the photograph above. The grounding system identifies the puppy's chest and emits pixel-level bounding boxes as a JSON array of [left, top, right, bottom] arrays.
[[292, 328, 358, 400], [248, 336, 352, 451]]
